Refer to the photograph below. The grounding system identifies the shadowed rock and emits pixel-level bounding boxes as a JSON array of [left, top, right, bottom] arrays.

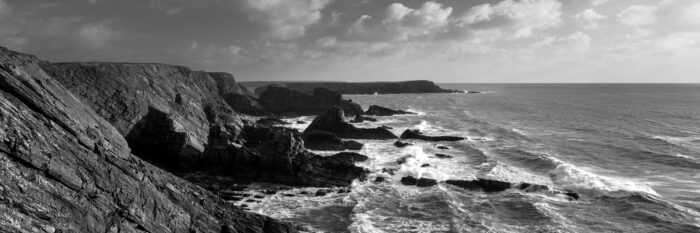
[[365, 105, 416, 116], [350, 114, 377, 123], [257, 86, 362, 117], [209, 72, 268, 116], [304, 106, 397, 140], [400, 129, 465, 142], [256, 117, 290, 127], [302, 130, 364, 151], [394, 140, 413, 148], [0, 46, 297, 232], [401, 176, 438, 187]]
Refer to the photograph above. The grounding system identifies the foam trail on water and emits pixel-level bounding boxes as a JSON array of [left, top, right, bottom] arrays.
[[549, 157, 659, 198]]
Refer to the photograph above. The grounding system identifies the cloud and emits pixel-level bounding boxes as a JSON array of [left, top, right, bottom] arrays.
[[0, 0, 10, 17], [592, 0, 609, 6], [459, 0, 563, 39], [617, 5, 658, 27], [574, 9, 605, 29], [382, 1, 453, 40], [246, 0, 332, 40], [80, 22, 120, 49]]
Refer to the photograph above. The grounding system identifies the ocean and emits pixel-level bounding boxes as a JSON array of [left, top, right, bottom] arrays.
[[248, 84, 700, 232]]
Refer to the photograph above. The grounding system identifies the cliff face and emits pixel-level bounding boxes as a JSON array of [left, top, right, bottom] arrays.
[[253, 80, 455, 95], [257, 86, 363, 117], [0, 47, 295, 232], [208, 72, 267, 116]]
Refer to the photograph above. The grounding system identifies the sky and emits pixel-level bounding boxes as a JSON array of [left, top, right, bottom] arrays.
[[1, 0, 699, 83]]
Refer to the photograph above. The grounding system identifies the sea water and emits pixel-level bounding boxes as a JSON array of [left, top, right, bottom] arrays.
[[248, 84, 700, 233]]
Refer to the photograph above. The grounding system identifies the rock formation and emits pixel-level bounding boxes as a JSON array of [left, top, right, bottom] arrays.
[[257, 86, 363, 117], [0, 46, 297, 232], [304, 106, 397, 140], [44, 61, 367, 188], [364, 105, 416, 116], [400, 129, 465, 142], [350, 114, 377, 123], [253, 80, 458, 95], [208, 72, 268, 116], [302, 130, 364, 151]]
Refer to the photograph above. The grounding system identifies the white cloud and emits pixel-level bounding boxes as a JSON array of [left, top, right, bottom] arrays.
[[382, 1, 453, 40], [459, 0, 563, 39], [246, 0, 332, 40], [617, 5, 658, 27], [592, 0, 610, 6], [574, 9, 605, 29]]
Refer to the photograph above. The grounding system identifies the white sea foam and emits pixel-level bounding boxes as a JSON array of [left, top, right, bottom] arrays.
[[406, 107, 426, 116], [549, 158, 659, 198]]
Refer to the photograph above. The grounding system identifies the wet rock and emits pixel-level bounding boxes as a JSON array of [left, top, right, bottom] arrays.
[[445, 179, 512, 192], [302, 130, 364, 151], [350, 114, 378, 123], [435, 153, 453, 159], [1, 47, 297, 232], [421, 164, 431, 168], [296, 121, 306, 124], [300, 191, 310, 195], [365, 105, 416, 116], [315, 190, 328, 197], [401, 176, 438, 187], [329, 152, 369, 163], [245, 199, 258, 203], [253, 195, 265, 199], [382, 168, 397, 175], [256, 117, 290, 126], [258, 86, 363, 117], [565, 192, 580, 200], [374, 177, 387, 183], [437, 146, 449, 150], [394, 140, 413, 148], [304, 106, 397, 140], [282, 194, 296, 197], [263, 190, 278, 195], [396, 155, 412, 164], [400, 129, 465, 142]]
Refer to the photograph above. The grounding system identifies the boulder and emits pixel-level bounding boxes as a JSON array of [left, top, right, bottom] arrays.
[[304, 106, 397, 140], [437, 146, 449, 150], [445, 179, 512, 192], [257, 86, 362, 117], [400, 129, 465, 142], [401, 176, 438, 187], [394, 140, 413, 148], [328, 152, 369, 163], [350, 114, 378, 123], [302, 130, 364, 151], [0, 46, 297, 232], [435, 153, 453, 159], [365, 105, 416, 116]]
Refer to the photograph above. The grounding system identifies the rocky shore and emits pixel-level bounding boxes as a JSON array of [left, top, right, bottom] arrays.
[[250, 80, 459, 95]]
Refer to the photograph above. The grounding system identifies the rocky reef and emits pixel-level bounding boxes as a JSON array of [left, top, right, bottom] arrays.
[[304, 106, 397, 140], [0, 46, 297, 232], [257, 85, 363, 117], [252, 80, 457, 95], [364, 105, 416, 116]]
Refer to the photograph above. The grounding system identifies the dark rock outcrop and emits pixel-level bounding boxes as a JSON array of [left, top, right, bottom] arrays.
[[365, 105, 416, 116], [304, 106, 397, 140], [400, 129, 465, 142], [435, 153, 453, 159], [350, 114, 377, 123], [401, 176, 438, 187], [302, 130, 364, 151], [208, 72, 267, 116], [253, 80, 457, 95], [0, 46, 296, 232], [257, 86, 362, 117], [446, 178, 580, 200], [329, 152, 369, 163], [394, 140, 413, 148], [45, 60, 366, 188]]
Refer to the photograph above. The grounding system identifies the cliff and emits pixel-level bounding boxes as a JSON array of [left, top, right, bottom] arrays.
[[0, 47, 296, 232], [257, 86, 363, 117], [253, 80, 456, 95]]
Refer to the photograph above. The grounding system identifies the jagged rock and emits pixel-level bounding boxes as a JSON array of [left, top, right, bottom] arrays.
[[329, 152, 369, 163], [254, 80, 458, 95], [401, 176, 438, 187], [365, 105, 416, 116], [304, 106, 397, 140], [350, 114, 377, 123], [257, 86, 362, 117], [374, 177, 386, 183], [256, 118, 290, 126], [0, 47, 297, 232], [302, 130, 364, 151], [394, 140, 412, 148], [400, 129, 465, 142], [445, 179, 512, 192], [209, 72, 267, 116], [435, 153, 453, 159]]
